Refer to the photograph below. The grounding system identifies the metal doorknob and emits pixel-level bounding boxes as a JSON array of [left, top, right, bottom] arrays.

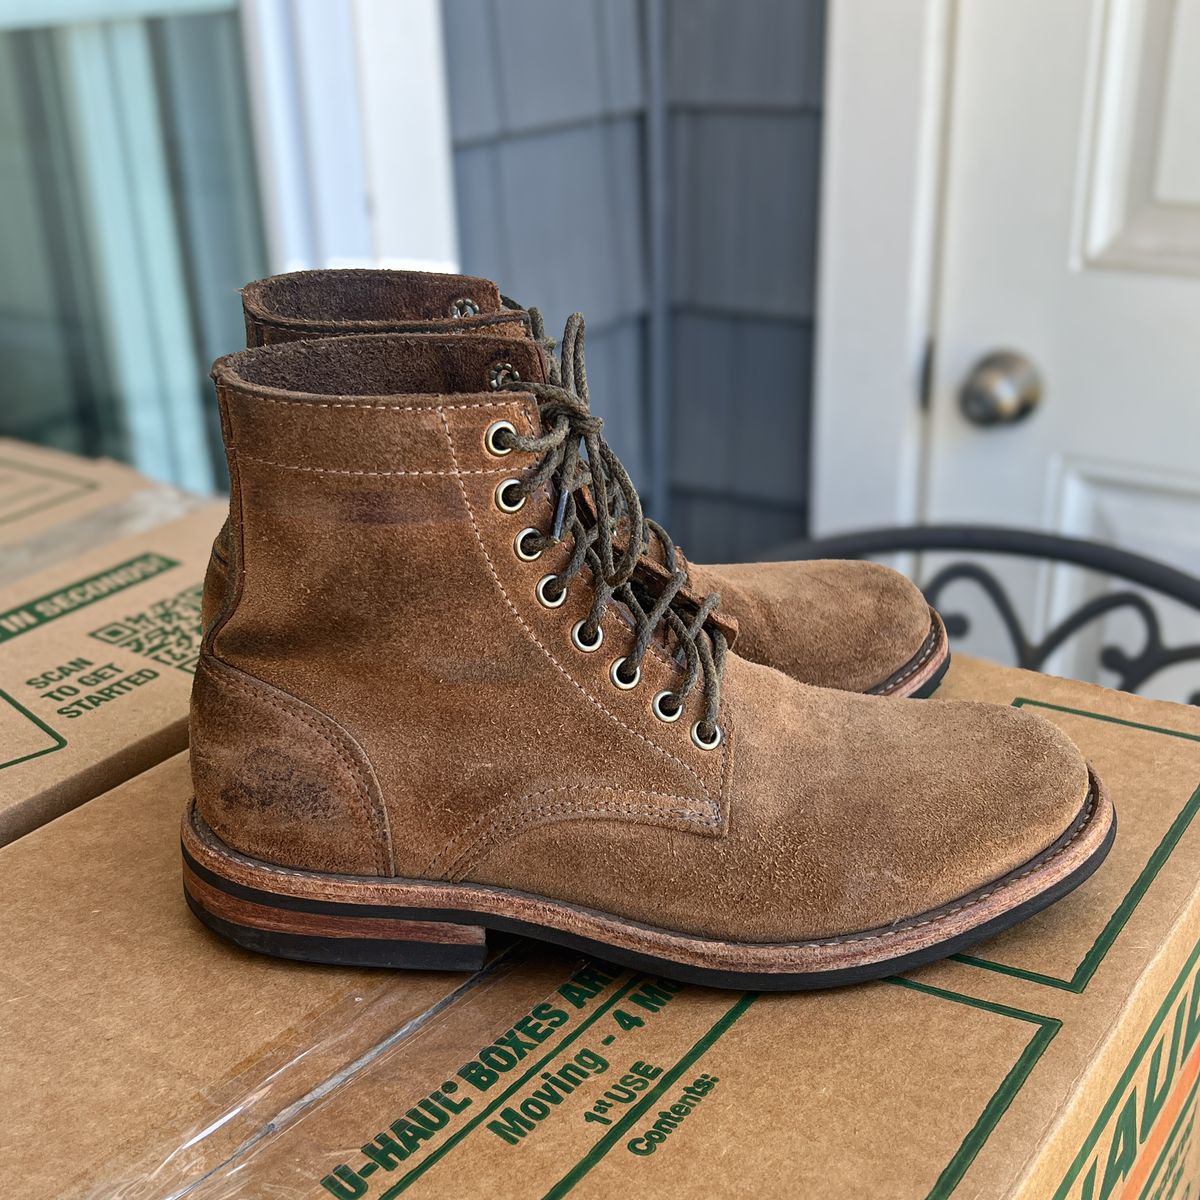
[[959, 351, 1042, 426]]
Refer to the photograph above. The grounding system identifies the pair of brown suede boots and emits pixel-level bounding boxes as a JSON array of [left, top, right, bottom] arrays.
[[184, 269, 1115, 990]]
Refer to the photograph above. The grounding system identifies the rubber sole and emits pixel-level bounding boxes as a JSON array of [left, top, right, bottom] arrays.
[[869, 607, 951, 700], [182, 767, 1114, 991]]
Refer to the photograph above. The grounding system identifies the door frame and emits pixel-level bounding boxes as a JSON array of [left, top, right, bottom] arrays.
[[810, 0, 952, 536], [239, 0, 460, 275]]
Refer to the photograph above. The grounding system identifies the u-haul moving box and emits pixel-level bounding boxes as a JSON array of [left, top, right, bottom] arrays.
[[4, 657, 1200, 1199], [0, 503, 225, 843]]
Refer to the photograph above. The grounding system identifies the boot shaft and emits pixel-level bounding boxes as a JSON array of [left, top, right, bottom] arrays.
[[203, 275, 733, 639], [199, 270, 536, 632], [209, 330, 549, 661], [197, 268, 535, 633], [196, 331, 728, 881]]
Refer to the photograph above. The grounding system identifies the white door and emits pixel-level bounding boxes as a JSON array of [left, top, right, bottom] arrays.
[[819, 0, 1200, 704], [924, 0, 1200, 703]]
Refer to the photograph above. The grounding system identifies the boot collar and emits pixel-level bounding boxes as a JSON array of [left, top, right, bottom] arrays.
[[241, 268, 531, 346]]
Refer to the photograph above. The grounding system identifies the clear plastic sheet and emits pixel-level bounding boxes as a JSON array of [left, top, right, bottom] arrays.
[[88, 942, 734, 1199], [91, 948, 540, 1199]]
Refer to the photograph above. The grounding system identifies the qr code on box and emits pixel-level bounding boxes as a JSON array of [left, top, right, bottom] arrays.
[[89, 582, 204, 674]]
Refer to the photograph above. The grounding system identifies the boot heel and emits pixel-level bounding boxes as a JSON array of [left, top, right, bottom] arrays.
[[182, 809, 487, 971], [183, 875, 488, 971]]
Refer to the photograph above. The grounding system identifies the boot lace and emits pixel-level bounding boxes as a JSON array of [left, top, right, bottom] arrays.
[[503, 300, 687, 578], [493, 311, 726, 742]]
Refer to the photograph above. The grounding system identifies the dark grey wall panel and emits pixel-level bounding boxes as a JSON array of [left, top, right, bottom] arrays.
[[491, 1, 610, 130], [495, 0, 644, 128], [664, 0, 824, 559], [451, 145, 512, 286], [666, 0, 824, 108], [444, 0, 826, 565], [441, 0, 501, 143], [596, 0, 646, 114], [668, 491, 807, 565], [670, 313, 811, 505], [454, 119, 645, 334], [444, 0, 644, 143], [581, 317, 647, 486], [671, 112, 821, 319]]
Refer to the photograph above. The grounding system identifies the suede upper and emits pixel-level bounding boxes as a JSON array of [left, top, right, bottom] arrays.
[[688, 558, 934, 695], [241, 268, 529, 346], [218, 269, 940, 696], [192, 332, 1093, 946]]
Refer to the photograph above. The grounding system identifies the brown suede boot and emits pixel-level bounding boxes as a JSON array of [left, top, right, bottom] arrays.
[[184, 330, 1114, 989], [202, 268, 950, 698]]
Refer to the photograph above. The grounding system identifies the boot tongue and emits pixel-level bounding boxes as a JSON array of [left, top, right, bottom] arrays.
[[564, 497, 734, 641], [563, 473, 738, 647], [632, 552, 739, 648]]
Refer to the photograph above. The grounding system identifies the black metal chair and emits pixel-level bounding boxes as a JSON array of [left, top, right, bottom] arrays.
[[767, 525, 1200, 704]]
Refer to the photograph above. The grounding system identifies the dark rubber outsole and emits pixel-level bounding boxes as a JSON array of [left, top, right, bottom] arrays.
[[182, 780, 1115, 991]]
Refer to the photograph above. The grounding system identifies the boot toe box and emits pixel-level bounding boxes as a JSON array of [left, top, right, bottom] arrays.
[[690, 558, 937, 693], [723, 663, 1093, 941]]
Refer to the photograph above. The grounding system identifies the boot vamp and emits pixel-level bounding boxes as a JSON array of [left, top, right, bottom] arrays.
[[687, 558, 934, 693], [462, 653, 1091, 943]]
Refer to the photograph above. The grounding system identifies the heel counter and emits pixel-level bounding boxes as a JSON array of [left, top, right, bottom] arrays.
[[190, 655, 393, 876], [200, 523, 233, 636]]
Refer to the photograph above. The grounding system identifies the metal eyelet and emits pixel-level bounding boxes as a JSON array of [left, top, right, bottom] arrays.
[[489, 361, 520, 390], [536, 575, 568, 608], [450, 297, 480, 318], [691, 721, 722, 751], [652, 691, 683, 723], [571, 620, 603, 652], [495, 479, 526, 513], [485, 419, 516, 456], [609, 657, 641, 690], [514, 528, 543, 561]]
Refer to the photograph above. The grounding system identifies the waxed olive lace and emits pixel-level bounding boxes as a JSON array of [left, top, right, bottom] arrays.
[[494, 311, 726, 739], [502, 300, 687, 579]]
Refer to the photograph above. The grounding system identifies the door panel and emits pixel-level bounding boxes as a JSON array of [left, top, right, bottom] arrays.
[[1046, 458, 1200, 699], [1082, 0, 1200, 273], [925, 0, 1200, 702]]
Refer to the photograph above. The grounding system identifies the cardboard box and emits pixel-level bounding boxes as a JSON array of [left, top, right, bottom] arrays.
[[0, 753, 469, 1198], [0, 504, 225, 844], [5, 657, 1200, 1199], [0, 437, 209, 586]]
